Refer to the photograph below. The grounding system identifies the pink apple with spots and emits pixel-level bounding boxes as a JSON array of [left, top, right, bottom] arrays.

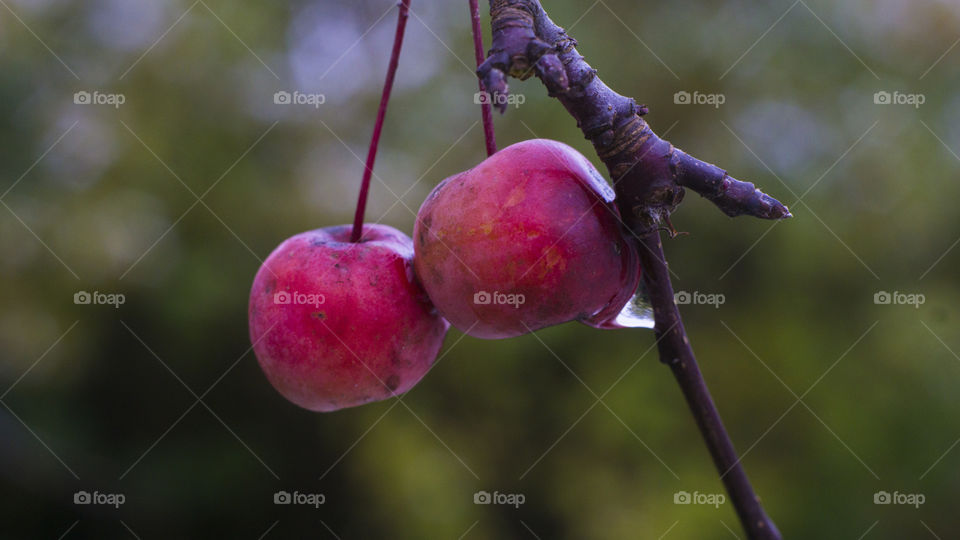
[[249, 224, 448, 412], [413, 139, 640, 339]]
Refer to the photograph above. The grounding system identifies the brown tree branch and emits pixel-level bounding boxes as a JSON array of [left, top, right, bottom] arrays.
[[478, 0, 791, 233], [479, 1, 785, 538], [639, 232, 781, 540]]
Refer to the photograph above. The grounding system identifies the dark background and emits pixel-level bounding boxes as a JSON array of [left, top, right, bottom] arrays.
[[1, 0, 957, 538]]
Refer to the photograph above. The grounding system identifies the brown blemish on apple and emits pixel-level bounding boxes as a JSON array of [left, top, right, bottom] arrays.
[[506, 260, 519, 280], [537, 246, 564, 278]]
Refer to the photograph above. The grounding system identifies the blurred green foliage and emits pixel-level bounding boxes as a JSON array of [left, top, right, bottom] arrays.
[[1, 0, 958, 537]]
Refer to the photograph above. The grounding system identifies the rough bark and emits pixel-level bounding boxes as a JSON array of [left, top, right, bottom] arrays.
[[478, 0, 791, 233]]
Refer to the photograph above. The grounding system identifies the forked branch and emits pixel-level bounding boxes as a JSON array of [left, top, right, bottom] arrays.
[[478, 0, 790, 233]]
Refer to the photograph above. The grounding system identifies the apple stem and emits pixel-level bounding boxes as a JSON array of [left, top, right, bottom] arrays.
[[350, 0, 412, 243], [469, 0, 497, 156]]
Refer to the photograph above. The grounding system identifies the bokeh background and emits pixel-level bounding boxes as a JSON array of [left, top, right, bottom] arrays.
[[1, 0, 958, 537]]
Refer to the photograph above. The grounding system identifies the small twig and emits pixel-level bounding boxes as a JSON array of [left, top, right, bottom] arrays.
[[350, 0, 412, 243], [469, 0, 498, 156]]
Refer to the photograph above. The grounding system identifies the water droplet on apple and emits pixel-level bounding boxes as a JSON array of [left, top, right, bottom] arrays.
[[580, 280, 655, 330], [612, 283, 655, 329]]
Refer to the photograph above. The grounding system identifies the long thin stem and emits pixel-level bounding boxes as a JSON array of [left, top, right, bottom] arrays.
[[350, 0, 412, 243], [638, 231, 780, 539], [469, 0, 497, 156]]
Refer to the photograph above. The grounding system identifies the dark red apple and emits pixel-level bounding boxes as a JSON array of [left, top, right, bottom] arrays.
[[413, 139, 640, 339], [248, 224, 448, 412]]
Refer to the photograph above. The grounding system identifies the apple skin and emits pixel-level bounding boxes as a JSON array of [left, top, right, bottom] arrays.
[[248, 224, 449, 412], [413, 139, 640, 339]]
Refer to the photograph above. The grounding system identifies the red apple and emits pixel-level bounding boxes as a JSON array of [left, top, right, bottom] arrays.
[[248, 224, 449, 412], [413, 139, 640, 339]]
